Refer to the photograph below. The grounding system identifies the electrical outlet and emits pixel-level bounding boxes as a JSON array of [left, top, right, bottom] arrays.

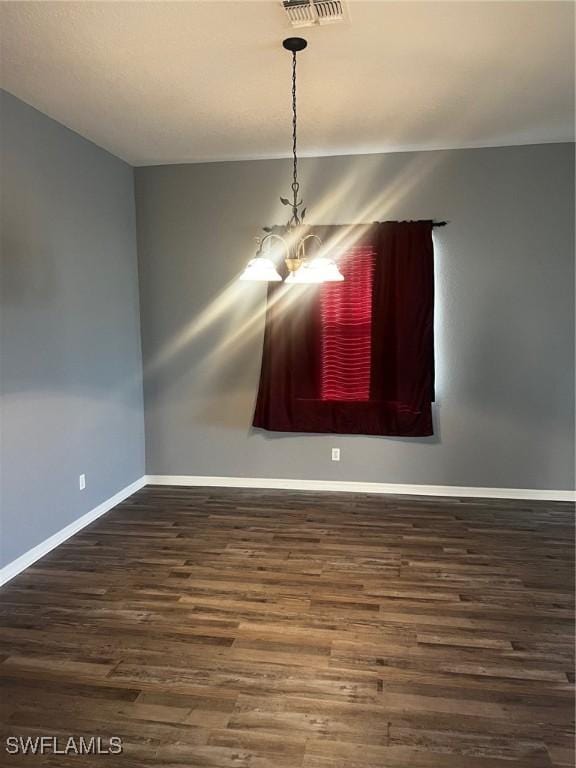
[[331, 448, 340, 462], [79, 474, 86, 491]]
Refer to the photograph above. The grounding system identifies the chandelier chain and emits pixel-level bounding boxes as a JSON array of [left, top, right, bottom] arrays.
[[240, 38, 345, 284], [291, 50, 299, 226]]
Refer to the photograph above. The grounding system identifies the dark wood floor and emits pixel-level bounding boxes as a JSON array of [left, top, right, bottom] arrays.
[[0, 486, 573, 767]]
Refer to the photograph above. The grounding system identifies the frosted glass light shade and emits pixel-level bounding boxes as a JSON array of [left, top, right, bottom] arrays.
[[319, 262, 345, 282], [239, 257, 282, 282], [304, 257, 344, 283]]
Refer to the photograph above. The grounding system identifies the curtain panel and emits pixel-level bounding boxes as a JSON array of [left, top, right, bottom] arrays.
[[252, 221, 435, 436]]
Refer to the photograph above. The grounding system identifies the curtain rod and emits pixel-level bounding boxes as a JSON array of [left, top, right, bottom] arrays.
[[375, 220, 448, 228], [375, 221, 448, 227], [265, 221, 448, 230]]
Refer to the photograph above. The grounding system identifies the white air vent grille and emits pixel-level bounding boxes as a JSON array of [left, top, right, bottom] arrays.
[[282, 0, 346, 28], [315, 1, 344, 23]]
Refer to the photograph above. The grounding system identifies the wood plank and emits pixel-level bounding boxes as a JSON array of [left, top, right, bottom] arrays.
[[0, 486, 573, 767]]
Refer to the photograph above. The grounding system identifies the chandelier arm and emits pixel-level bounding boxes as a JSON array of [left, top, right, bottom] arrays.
[[259, 233, 290, 260], [296, 233, 323, 261]]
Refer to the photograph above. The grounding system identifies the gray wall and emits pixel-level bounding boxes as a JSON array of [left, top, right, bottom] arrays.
[[136, 144, 575, 491], [0, 91, 145, 568]]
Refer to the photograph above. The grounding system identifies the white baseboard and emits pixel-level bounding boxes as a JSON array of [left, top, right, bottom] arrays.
[[145, 475, 576, 503], [2, 473, 572, 587], [0, 476, 147, 587]]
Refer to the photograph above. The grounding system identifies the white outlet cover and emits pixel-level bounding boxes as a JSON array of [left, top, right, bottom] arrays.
[[331, 448, 341, 461], [79, 474, 86, 490]]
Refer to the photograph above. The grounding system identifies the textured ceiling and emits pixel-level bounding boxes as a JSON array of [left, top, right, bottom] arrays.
[[0, 1, 573, 166]]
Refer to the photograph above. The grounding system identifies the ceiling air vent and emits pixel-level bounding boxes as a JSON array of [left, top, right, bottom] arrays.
[[282, 0, 346, 28]]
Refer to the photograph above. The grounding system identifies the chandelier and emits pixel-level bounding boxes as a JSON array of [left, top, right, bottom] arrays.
[[240, 38, 344, 284]]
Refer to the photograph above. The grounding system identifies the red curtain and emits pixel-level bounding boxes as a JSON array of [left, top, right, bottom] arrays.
[[252, 221, 435, 436]]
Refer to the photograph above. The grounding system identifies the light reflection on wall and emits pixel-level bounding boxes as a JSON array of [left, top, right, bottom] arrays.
[[432, 231, 447, 402], [144, 149, 448, 397]]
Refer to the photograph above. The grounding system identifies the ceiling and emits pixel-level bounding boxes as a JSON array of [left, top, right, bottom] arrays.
[[0, 1, 573, 166]]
